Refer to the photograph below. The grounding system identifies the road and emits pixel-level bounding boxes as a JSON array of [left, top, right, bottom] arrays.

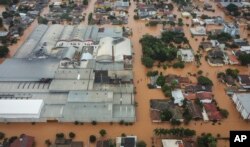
[[0, 1, 250, 147]]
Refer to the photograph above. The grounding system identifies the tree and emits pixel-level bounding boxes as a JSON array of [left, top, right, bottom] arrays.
[[56, 133, 64, 139], [170, 119, 181, 126], [156, 75, 165, 87], [137, 141, 147, 147], [0, 0, 10, 5], [160, 109, 173, 121], [197, 133, 217, 147], [141, 56, 154, 68], [220, 109, 229, 118], [197, 76, 213, 86], [0, 132, 5, 140], [45, 139, 51, 146], [161, 84, 171, 97], [0, 18, 3, 28], [88, 12, 93, 25], [226, 68, 239, 79], [69, 132, 75, 139], [83, 0, 88, 5], [99, 129, 107, 137], [92, 121, 97, 125], [238, 54, 250, 66], [38, 16, 48, 24], [226, 4, 238, 12], [89, 135, 96, 143], [183, 108, 192, 123], [0, 46, 9, 58]]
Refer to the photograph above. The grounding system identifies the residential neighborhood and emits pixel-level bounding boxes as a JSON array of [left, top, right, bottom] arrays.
[[0, 0, 250, 147]]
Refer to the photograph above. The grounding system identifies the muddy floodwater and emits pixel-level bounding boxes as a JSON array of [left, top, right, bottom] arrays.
[[0, 1, 250, 147]]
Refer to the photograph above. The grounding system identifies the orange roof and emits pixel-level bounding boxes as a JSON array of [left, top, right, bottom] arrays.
[[196, 92, 213, 100], [229, 55, 239, 64], [184, 93, 196, 100]]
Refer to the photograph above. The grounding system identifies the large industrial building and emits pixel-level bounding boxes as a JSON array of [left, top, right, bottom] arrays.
[[0, 25, 135, 122]]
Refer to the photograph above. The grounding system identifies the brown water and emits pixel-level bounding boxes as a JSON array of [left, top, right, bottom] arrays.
[[0, 1, 250, 147]]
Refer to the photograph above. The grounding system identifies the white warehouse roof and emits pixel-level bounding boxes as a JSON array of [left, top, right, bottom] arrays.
[[0, 99, 44, 118]]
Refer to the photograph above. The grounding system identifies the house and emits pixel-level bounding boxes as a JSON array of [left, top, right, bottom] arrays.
[[240, 46, 250, 54], [232, 93, 250, 120], [223, 23, 240, 37], [184, 93, 196, 100], [116, 136, 137, 147], [228, 55, 240, 65], [185, 84, 212, 93], [187, 101, 203, 119], [10, 134, 35, 147], [203, 103, 222, 121], [177, 49, 194, 62], [182, 5, 194, 12], [97, 140, 112, 147], [190, 26, 206, 36], [238, 75, 250, 85], [137, 7, 157, 18], [162, 139, 184, 147], [181, 12, 191, 17], [171, 89, 184, 106], [233, 39, 249, 47], [51, 138, 83, 147], [196, 92, 213, 103], [207, 49, 228, 66], [114, 0, 130, 10], [200, 42, 213, 51]]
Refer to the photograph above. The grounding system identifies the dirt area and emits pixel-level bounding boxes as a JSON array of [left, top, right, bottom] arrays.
[[0, 1, 250, 147]]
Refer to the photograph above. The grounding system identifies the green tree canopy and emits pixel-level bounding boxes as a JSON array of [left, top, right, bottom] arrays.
[[197, 133, 217, 147], [0, 46, 9, 58], [99, 129, 107, 137], [136, 141, 147, 147], [156, 75, 165, 87], [160, 109, 173, 121], [238, 54, 250, 66], [197, 76, 213, 86]]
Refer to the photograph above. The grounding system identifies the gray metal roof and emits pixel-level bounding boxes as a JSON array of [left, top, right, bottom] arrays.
[[0, 58, 60, 81], [15, 24, 48, 58], [68, 91, 113, 103], [235, 93, 250, 113]]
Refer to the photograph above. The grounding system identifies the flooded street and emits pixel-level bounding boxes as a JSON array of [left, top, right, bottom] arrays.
[[0, 1, 250, 147]]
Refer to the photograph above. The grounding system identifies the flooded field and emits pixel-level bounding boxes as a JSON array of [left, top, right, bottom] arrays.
[[0, 1, 250, 147]]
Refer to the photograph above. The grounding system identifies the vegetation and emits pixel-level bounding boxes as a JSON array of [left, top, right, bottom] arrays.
[[225, 68, 239, 79], [170, 119, 181, 126], [99, 129, 107, 137], [0, 46, 9, 58], [133, 15, 139, 20], [238, 54, 250, 66], [89, 135, 97, 143], [161, 31, 188, 44], [197, 133, 217, 147], [161, 84, 172, 97], [136, 141, 147, 147], [160, 109, 173, 121], [141, 56, 154, 68], [208, 32, 232, 43], [220, 109, 229, 118], [173, 61, 185, 68], [45, 139, 52, 146], [88, 12, 93, 25], [0, 132, 5, 140], [56, 133, 65, 139], [154, 128, 196, 137], [146, 71, 158, 77], [92, 121, 97, 125], [0, 0, 10, 5], [140, 34, 177, 67], [69, 132, 75, 139], [226, 4, 240, 16], [197, 76, 213, 86], [156, 75, 165, 87], [197, 70, 203, 75], [183, 108, 193, 124], [38, 16, 48, 24], [83, 0, 88, 5]]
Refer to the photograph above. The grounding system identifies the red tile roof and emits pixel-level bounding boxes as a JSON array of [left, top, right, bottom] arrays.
[[184, 93, 196, 100], [204, 103, 222, 121], [10, 134, 34, 147], [196, 92, 213, 100], [228, 55, 239, 64]]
